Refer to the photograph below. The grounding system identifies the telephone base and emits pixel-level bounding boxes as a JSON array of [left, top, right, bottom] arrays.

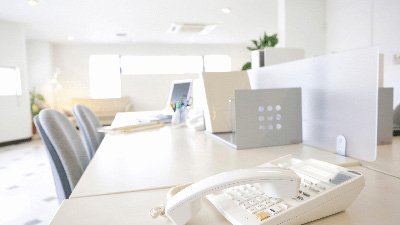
[[206, 158, 364, 225]]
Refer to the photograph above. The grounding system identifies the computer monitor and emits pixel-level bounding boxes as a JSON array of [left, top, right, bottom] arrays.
[[166, 79, 193, 112]]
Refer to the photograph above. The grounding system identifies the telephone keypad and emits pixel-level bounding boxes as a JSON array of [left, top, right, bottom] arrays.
[[280, 203, 290, 209], [303, 179, 312, 185], [309, 187, 320, 193], [234, 199, 244, 204], [255, 196, 267, 202], [248, 207, 259, 214], [249, 192, 260, 197], [248, 199, 259, 205], [242, 195, 253, 200], [315, 184, 326, 190], [268, 205, 283, 215], [225, 193, 235, 199], [255, 204, 266, 211], [224, 177, 329, 222], [269, 198, 282, 204], [263, 200, 274, 207], [205, 160, 363, 225], [240, 202, 252, 209]]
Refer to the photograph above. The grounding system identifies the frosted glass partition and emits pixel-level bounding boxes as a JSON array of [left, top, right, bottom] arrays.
[[248, 47, 379, 161]]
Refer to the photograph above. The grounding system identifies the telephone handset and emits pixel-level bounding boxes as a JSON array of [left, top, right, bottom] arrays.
[[164, 167, 301, 225]]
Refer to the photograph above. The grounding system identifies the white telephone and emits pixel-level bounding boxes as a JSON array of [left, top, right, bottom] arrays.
[[150, 155, 365, 225]]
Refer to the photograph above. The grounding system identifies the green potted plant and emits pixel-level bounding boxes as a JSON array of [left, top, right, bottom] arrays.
[[30, 92, 47, 134], [242, 32, 279, 70], [30, 92, 46, 116]]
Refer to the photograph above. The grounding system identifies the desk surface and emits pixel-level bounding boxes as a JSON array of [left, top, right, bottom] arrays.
[[362, 136, 400, 177], [71, 124, 359, 199], [51, 166, 400, 225], [52, 112, 399, 224]]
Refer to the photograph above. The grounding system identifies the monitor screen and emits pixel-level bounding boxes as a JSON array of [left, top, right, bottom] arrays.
[[169, 81, 192, 106]]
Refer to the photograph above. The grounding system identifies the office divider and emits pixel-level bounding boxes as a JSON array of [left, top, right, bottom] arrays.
[[248, 47, 380, 161]]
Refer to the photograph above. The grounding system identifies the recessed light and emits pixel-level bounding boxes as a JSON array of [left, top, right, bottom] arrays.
[[67, 36, 74, 41], [222, 8, 231, 14], [28, 0, 38, 5], [116, 33, 128, 37], [189, 36, 196, 43]]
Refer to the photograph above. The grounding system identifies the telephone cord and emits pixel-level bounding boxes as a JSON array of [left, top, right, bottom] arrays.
[[149, 183, 193, 219]]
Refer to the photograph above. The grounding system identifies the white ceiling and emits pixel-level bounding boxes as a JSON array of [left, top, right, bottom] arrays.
[[0, 0, 278, 44]]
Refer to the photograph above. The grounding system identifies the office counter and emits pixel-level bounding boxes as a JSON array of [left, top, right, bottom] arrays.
[[51, 166, 400, 225], [50, 111, 399, 224], [70, 126, 359, 199]]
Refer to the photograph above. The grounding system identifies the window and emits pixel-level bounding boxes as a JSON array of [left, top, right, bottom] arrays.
[[89, 55, 121, 99], [121, 56, 204, 74], [0, 67, 22, 96], [89, 54, 232, 98], [120, 55, 231, 74]]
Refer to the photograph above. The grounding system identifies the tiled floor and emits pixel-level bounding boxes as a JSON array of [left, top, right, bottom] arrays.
[[0, 138, 59, 225]]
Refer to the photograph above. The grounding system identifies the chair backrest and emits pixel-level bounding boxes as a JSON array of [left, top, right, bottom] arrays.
[[73, 104, 105, 158], [394, 104, 400, 127], [34, 109, 90, 204]]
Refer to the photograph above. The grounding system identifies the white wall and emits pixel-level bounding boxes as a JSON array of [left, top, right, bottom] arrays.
[[26, 40, 54, 107], [325, 0, 400, 108], [373, 0, 400, 108], [279, 0, 326, 58], [326, 0, 373, 53], [121, 74, 199, 111], [52, 43, 249, 111], [0, 20, 32, 143]]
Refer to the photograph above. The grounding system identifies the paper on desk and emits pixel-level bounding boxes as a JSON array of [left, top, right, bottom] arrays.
[[97, 121, 164, 133]]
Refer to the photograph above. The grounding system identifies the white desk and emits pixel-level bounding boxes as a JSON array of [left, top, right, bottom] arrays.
[[71, 125, 359, 199], [51, 166, 400, 225], [49, 112, 400, 224], [362, 136, 400, 177]]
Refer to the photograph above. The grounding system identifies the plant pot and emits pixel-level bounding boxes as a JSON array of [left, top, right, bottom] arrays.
[[32, 121, 37, 135]]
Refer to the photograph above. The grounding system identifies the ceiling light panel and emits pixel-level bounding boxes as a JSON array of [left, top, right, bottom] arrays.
[[28, 0, 38, 6], [168, 23, 217, 35], [222, 8, 231, 14]]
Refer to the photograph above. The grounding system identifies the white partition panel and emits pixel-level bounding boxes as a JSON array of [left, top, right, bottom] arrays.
[[248, 47, 379, 161], [201, 71, 251, 133]]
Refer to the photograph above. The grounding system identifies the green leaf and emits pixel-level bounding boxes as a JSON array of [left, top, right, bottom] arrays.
[[36, 94, 44, 101], [241, 62, 251, 70], [269, 33, 278, 47], [251, 40, 258, 46]]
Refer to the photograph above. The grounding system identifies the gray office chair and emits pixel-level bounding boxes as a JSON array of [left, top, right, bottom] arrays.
[[394, 104, 400, 127], [73, 104, 105, 159], [34, 109, 90, 204], [393, 104, 400, 136]]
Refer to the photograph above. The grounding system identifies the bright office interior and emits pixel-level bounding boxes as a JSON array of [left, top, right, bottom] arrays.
[[1, 0, 400, 224]]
